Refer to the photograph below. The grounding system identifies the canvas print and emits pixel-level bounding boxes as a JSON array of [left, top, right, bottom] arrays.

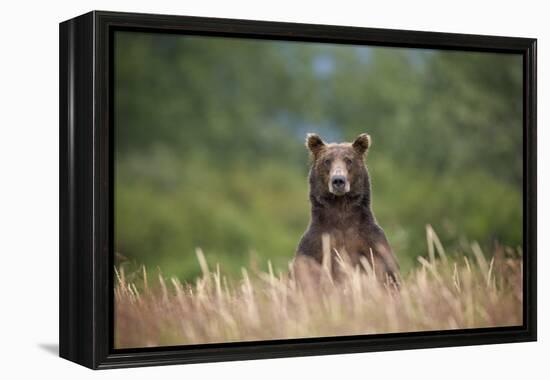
[[113, 31, 523, 349]]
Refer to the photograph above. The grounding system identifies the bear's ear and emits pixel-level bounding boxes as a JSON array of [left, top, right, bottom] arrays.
[[306, 133, 326, 156], [352, 133, 371, 155]]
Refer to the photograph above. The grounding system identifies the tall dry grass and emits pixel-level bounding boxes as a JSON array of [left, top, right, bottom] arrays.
[[114, 227, 523, 348]]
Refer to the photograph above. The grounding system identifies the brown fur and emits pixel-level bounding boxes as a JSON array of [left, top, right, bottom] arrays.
[[295, 133, 400, 284]]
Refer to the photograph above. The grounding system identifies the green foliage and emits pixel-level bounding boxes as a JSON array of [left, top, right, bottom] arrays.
[[114, 32, 523, 280]]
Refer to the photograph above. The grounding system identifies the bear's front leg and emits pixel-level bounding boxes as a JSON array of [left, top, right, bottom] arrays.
[[296, 227, 324, 263], [362, 224, 400, 285]]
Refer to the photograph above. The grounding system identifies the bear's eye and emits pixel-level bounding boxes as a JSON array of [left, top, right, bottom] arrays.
[[323, 159, 331, 167], [344, 157, 353, 166]]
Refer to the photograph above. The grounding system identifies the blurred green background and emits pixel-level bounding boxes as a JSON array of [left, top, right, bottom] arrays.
[[114, 31, 523, 281]]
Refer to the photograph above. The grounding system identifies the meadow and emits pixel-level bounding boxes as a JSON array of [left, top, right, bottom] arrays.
[[114, 228, 522, 348]]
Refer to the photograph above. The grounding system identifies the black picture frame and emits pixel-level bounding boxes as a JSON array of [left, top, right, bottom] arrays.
[[59, 10, 537, 369]]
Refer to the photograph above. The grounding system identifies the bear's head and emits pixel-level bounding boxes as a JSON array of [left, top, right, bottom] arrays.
[[306, 133, 371, 200]]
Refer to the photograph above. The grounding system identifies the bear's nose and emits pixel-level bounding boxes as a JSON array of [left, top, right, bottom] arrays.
[[331, 176, 346, 189]]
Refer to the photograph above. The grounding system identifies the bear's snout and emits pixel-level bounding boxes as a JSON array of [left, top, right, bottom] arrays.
[[330, 175, 348, 195], [331, 175, 346, 189]]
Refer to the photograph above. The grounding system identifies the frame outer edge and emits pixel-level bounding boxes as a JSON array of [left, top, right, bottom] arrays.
[[59, 11, 97, 369], [59, 17, 72, 362]]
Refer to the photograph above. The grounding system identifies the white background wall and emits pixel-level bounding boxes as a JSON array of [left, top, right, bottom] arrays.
[[0, 0, 546, 378]]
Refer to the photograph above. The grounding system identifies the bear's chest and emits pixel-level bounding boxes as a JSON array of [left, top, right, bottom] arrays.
[[325, 226, 365, 264]]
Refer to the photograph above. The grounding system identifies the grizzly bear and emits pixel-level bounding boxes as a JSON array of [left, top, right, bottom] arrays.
[[295, 133, 399, 284]]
